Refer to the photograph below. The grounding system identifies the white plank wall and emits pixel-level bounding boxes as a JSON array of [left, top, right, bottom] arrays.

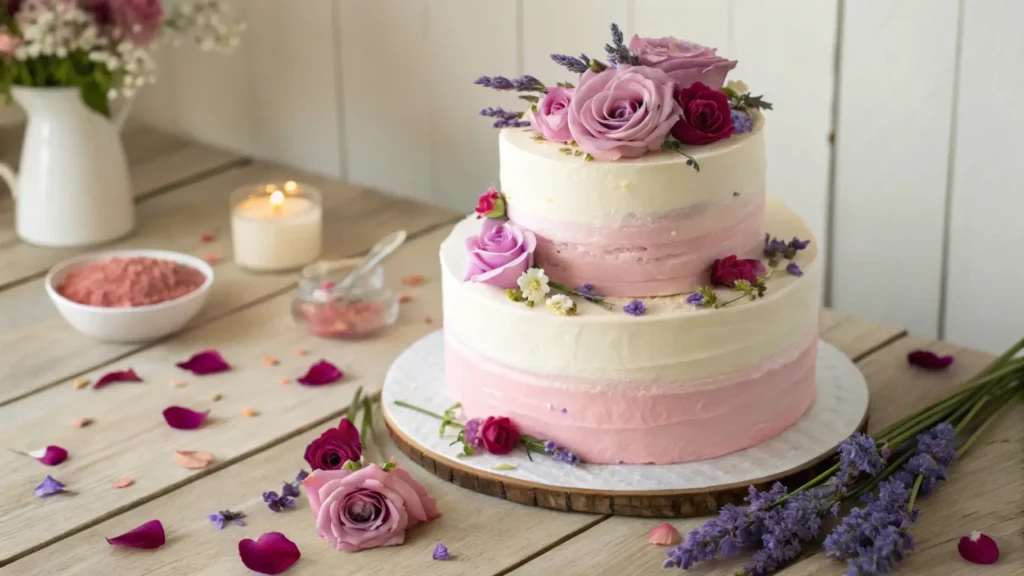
[[128, 0, 1023, 354]]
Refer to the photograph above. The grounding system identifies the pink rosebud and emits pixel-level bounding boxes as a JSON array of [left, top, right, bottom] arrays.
[[958, 531, 999, 565], [648, 523, 681, 546], [532, 87, 574, 143], [474, 187, 506, 219]]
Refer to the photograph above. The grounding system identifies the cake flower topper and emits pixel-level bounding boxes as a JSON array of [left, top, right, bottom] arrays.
[[688, 235, 809, 310], [474, 23, 772, 166]]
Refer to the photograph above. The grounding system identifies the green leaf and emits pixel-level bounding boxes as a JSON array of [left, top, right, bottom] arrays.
[[79, 83, 109, 117], [492, 463, 517, 471], [519, 94, 540, 103], [346, 387, 363, 422], [381, 461, 397, 472], [342, 459, 362, 471]]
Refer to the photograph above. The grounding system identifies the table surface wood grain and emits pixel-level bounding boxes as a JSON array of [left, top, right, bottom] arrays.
[[0, 128, 1019, 576]]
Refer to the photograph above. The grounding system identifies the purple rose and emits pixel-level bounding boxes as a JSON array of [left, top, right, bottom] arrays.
[[532, 87, 573, 142], [464, 219, 536, 289], [567, 66, 681, 161], [628, 35, 737, 90]]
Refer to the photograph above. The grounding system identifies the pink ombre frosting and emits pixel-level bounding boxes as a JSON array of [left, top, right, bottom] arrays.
[[446, 335, 817, 465]]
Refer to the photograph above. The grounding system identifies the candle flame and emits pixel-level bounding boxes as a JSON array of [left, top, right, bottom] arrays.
[[284, 181, 298, 193], [269, 190, 285, 209]]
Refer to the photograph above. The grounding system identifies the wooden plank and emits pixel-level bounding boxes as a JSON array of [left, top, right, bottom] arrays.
[[426, 0, 519, 211], [943, 0, 1024, 354], [336, 0, 432, 203], [0, 225, 458, 565], [733, 0, 837, 261], [1, 409, 602, 576], [0, 162, 457, 406], [502, 314, 924, 575], [831, 0, 959, 337]]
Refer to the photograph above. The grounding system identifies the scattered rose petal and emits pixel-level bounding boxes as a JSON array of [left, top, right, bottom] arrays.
[[176, 349, 231, 375], [27, 445, 68, 466], [238, 532, 301, 574], [112, 477, 134, 489], [492, 463, 516, 471], [34, 475, 66, 497], [296, 360, 343, 386], [106, 520, 165, 549], [401, 274, 424, 286], [908, 350, 955, 370], [432, 543, 451, 560], [204, 254, 221, 264], [73, 377, 90, 390], [295, 348, 308, 357], [560, 407, 568, 414], [399, 294, 413, 304], [278, 378, 289, 385], [200, 232, 215, 243], [211, 393, 223, 402], [649, 522, 681, 546], [261, 356, 279, 367], [71, 417, 93, 428], [163, 406, 210, 430], [425, 316, 433, 324], [170, 380, 188, 388], [93, 369, 143, 390], [959, 531, 999, 564], [242, 408, 259, 418], [174, 450, 215, 469]]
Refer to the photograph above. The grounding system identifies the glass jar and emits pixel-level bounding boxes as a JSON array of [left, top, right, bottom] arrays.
[[291, 259, 399, 339]]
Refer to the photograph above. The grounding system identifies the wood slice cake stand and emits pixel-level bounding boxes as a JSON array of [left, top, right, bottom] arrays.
[[382, 331, 868, 517]]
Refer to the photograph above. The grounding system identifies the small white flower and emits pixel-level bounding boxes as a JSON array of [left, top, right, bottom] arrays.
[[726, 80, 749, 94], [546, 294, 576, 316], [517, 268, 550, 305]]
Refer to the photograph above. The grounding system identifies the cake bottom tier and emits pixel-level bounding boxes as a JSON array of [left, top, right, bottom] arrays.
[[446, 335, 817, 465]]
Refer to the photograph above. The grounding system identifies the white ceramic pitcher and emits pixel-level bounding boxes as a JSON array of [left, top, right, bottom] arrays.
[[0, 86, 135, 247]]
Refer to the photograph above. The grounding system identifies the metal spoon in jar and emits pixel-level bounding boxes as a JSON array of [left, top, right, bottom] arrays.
[[311, 230, 408, 295]]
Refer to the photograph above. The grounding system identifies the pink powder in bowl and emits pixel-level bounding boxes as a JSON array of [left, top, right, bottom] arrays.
[[57, 257, 207, 308]]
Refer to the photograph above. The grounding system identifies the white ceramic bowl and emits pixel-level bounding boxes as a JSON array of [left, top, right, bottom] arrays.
[[45, 249, 214, 343]]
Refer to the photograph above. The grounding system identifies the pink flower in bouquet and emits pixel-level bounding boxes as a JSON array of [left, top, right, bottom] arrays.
[[303, 461, 439, 552], [464, 218, 536, 289], [567, 66, 681, 161], [0, 27, 20, 55], [95, 0, 164, 47], [628, 35, 737, 89], [532, 86, 574, 143]]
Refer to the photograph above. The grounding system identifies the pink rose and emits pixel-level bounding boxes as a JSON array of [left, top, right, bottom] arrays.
[[568, 66, 681, 161], [671, 82, 735, 145], [479, 416, 520, 455], [474, 186, 505, 219], [93, 0, 164, 47], [303, 418, 362, 471], [303, 462, 439, 552], [628, 35, 737, 90], [0, 28, 20, 56], [464, 218, 536, 289], [532, 87, 574, 142], [711, 255, 766, 288]]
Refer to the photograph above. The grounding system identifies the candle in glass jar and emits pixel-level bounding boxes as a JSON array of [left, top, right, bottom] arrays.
[[230, 182, 323, 271]]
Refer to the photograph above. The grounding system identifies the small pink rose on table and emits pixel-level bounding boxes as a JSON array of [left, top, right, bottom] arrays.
[[672, 82, 735, 145], [303, 461, 439, 552], [474, 186, 506, 219], [711, 255, 766, 288], [476, 416, 520, 455], [304, 418, 362, 471], [464, 219, 537, 289], [532, 86, 574, 142], [628, 35, 737, 89], [568, 66, 682, 161]]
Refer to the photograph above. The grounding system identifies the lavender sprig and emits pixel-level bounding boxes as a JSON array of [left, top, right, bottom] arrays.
[[479, 107, 530, 128], [604, 23, 640, 66], [551, 53, 591, 74], [549, 280, 613, 310], [824, 480, 916, 575], [473, 74, 546, 92]]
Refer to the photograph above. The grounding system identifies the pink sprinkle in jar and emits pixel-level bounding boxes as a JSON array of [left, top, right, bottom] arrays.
[[291, 259, 399, 339]]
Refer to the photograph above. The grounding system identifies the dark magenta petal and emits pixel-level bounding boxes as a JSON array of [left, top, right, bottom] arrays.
[[93, 369, 143, 389], [30, 445, 68, 466], [239, 532, 301, 574], [176, 349, 231, 375], [959, 531, 999, 564], [163, 406, 210, 430], [106, 520, 166, 549], [296, 360, 343, 386], [907, 350, 955, 370]]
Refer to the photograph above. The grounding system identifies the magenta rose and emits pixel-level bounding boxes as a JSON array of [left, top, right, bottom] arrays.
[[671, 82, 734, 145], [567, 66, 681, 161], [464, 218, 536, 289], [304, 418, 362, 471], [711, 255, 766, 288], [479, 416, 520, 455], [474, 186, 505, 219], [303, 461, 440, 552], [532, 86, 574, 142], [94, 0, 164, 47], [628, 35, 737, 89]]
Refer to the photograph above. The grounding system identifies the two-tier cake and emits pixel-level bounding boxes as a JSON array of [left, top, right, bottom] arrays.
[[440, 27, 818, 465]]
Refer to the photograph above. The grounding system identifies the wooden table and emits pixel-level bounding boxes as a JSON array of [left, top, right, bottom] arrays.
[[0, 127, 1019, 576]]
